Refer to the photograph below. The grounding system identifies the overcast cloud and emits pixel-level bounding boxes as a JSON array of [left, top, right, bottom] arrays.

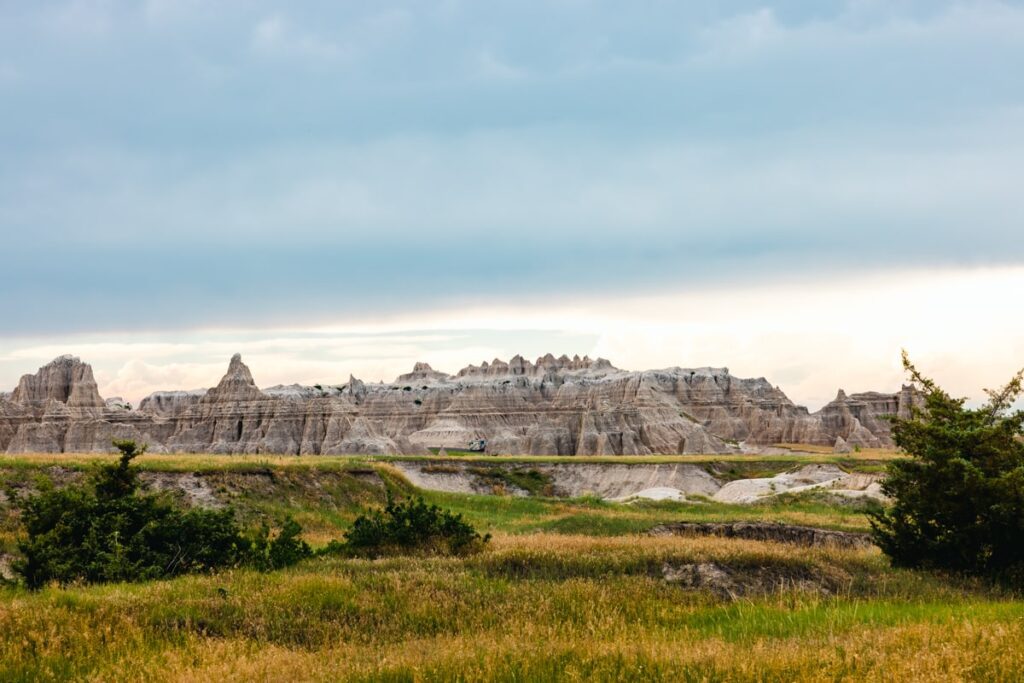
[[1, 1, 1022, 401]]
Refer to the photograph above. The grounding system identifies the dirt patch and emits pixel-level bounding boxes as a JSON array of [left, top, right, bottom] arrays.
[[346, 468, 386, 489], [1, 466, 386, 516], [421, 464, 461, 474], [661, 561, 837, 598], [140, 472, 224, 508], [649, 521, 873, 550], [393, 461, 723, 499], [42, 466, 86, 487], [392, 462, 501, 495], [0, 553, 14, 581]]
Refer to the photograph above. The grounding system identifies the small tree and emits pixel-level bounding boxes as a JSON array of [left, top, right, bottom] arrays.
[[870, 352, 1024, 581], [16, 440, 310, 588], [334, 495, 489, 557]]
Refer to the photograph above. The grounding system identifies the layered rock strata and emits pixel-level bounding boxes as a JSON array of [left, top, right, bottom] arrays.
[[0, 353, 917, 455]]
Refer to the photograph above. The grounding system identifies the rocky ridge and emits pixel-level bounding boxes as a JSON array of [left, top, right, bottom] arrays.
[[0, 353, 918, 455]]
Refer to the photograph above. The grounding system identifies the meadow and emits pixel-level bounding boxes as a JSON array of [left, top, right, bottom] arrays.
[[0, 453, 1020, 682]]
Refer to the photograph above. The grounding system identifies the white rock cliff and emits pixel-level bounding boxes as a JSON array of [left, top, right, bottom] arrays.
[[0, 354, 917, 455]]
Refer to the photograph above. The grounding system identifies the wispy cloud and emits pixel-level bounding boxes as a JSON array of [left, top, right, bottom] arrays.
[[250, 13, 347, 61], [45, 0, 116, 37], [474, 50, 526, 80]]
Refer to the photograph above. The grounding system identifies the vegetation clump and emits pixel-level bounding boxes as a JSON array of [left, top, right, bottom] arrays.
[[247, 517, 313, 571], [331, 495, 490, 557], [871, 353, 1024, 582], [15, 440, 309, 588], [468, 466, 554, 496]]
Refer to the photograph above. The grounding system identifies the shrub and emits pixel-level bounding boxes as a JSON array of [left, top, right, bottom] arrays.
[[247, 517, 312, 571], [330, 496, 489, 557], [870, 352, 1024, 582], [15, 440, 310, 588]]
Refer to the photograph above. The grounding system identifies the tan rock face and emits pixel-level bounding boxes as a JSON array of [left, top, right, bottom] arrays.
[[815, 387, 922, 448], [10, 355, 104, 410], [0, 353, 917, 455]]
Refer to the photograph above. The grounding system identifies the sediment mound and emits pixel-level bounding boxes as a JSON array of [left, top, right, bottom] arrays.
[[711, 464, 885, 503], [661, 561, 841, 597], [649, 521, 874, 549]]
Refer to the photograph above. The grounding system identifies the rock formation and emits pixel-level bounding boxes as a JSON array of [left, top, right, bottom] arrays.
[[138, 389, 207, 417], [0, 353, 919, 455], [816, 388, 917, 448], [396, 362, 449, 384], [10, 355, 104, 410]]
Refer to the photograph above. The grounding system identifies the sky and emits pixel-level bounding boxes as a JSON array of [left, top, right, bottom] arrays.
[[1, 0, 1023, 409]]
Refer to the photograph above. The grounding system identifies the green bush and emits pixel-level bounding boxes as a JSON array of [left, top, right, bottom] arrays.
[[870, 353, 1024, 582], [329, 496, 489, 557], [248, 517, 312, 571], [15, 440, 310, 588]]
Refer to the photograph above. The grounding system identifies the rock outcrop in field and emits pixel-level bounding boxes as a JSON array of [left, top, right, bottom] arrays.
[[0, 353, 917, 455]]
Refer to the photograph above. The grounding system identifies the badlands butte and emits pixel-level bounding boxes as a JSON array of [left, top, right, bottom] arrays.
[[0, 352, 916, 456]]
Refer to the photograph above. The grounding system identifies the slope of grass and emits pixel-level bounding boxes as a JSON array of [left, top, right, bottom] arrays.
[[0, 455, 878, 559], [418, 489, 877, 536], [0, 454, 1021, 681]]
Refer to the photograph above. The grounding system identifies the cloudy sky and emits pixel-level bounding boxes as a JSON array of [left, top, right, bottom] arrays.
[[2, 0, 1023, 408]]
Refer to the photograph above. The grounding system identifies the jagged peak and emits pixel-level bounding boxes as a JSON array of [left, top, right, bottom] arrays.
[[454, 353, 617, 379], [395, 361, 450, 384], [226, 353, 252, 378], [10, 354, 104, 408], [201, 354, 262, 403]]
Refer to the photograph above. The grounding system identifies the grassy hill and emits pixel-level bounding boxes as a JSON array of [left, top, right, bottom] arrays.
[[0, 453, 1020, 681]]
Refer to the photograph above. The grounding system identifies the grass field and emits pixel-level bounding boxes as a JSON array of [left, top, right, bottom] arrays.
[[0, 449, 905, 468], [0, 453, 1020, 682]]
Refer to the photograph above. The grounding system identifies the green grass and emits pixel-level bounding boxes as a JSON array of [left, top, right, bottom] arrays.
[[0, 455, 877, 559], [426, 447, 482, 456], [377, 451, 903, 467], [0, 535, 1020, 681], [465, 465, 555, 495], [415, 488, 876, 536], [2, 453, 1022, 681]]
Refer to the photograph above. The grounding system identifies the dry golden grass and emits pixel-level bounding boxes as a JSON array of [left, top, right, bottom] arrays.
[[773, 443, 903, 458], [154, 619, 1024, 683], [1, 454, 1016, 681], [1, 533, 1020, 682], [0, 449, 904, 470]]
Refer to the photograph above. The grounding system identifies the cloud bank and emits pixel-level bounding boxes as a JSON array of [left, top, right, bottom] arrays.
[[1, 1, 1021, 407]]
